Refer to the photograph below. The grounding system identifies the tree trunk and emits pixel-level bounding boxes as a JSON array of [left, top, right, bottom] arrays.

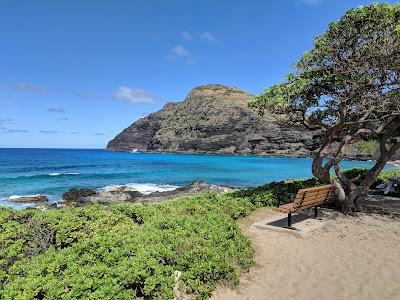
[[312, 140, 398, 214], [339, 188, 367, 213], [310, 117, 400, 214], [334, 140, 399, 214]]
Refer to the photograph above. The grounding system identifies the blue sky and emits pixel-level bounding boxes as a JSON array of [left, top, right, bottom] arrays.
[[0, 0, 396, 148]]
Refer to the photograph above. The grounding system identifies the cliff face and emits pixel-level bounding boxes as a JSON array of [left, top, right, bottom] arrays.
[[107, 84, 322, 157]]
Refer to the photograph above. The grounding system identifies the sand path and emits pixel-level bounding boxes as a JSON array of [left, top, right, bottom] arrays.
[[212, 208, 400, 300]]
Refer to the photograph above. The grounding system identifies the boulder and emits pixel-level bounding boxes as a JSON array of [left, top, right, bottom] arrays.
[[9, 195, 48, 203], [85, 190, 144, 205], [62, 188, 97, 204]]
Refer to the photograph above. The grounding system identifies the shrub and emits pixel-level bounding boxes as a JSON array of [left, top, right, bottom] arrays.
[[1, 170, 394, 299], [341, 168, 400, 186], [377, 169, 400, 183], [0, 193, 254, 299], [229, 178, 320, 206]]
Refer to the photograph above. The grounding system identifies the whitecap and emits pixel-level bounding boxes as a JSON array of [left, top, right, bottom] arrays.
[[49, 172, 79, 176], [100, 183, 179, 195], [8, 194, 43, 200]]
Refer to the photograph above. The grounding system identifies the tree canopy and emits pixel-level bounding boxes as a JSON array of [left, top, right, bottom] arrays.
[[251, 3, 400, 212]]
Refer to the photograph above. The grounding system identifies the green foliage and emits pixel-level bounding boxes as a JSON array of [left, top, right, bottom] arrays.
[[341, 168, 400, 185], [250, 73, 311, 116], [1, 170, 393, 299], [0, 193, 255, 299], [341, 167, 368, 181], [377, 169, 400, 183], [251, 3, 400, 135], [228, 178, 320, 207]]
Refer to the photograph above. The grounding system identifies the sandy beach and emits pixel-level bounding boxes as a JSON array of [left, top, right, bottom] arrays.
[[212, 208, 400, 300]]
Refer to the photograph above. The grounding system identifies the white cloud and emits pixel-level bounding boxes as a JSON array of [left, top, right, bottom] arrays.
[[95, 133, 105, 136], [182, 31, 192, 41], [113, 86, 157, 104], [170, 45, 190, 57], [8, 82, 48, 94], [199, 32, 217, 43], [167, 45, 195, 65]]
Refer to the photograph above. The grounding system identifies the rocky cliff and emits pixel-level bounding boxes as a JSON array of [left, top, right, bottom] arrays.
[[107, 84, 323, 157], [107, 84, 400, 160]]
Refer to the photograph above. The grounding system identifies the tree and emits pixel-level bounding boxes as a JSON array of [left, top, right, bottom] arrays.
[[251, 3, 400, 213]]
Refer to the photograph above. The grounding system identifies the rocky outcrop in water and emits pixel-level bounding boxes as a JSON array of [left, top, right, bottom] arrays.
[[10, 195, 48, 203], [61, 181, 233, 206], [62, 189, 97, 203]]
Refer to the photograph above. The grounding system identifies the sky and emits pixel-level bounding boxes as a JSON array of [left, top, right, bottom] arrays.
[[0, 0, 397, 148]]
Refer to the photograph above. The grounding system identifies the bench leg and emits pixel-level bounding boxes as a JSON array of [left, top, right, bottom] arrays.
[[314, 206, 318, 218], [288, 213, 292, 227]]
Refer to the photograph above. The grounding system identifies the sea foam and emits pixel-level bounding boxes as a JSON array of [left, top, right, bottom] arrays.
[[100, 183, 179, 195], [8, 194, 44, 200]]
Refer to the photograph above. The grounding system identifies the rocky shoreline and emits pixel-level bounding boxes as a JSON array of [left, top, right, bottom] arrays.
[[5, 181, 233, 209], [6, 178, 400, 216], [60, 181, 233, 207], [106, 148, 379, 162]]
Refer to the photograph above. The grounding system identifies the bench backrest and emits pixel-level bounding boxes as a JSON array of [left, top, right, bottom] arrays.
[[293, 184, 334, 209]]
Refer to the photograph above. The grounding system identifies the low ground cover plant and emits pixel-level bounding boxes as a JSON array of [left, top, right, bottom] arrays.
[[0, 168, 395, 299], [0, 194, 254, 299]]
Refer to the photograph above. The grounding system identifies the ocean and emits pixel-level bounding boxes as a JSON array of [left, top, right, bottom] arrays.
[[0, 148, 387, 209]]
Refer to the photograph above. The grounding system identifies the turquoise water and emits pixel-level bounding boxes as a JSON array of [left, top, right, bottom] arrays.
[[0, 148, 385, 209]]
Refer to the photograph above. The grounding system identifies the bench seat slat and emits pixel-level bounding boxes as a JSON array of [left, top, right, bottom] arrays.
[[273, 184, 333, 214], [272, 203, 297, 213], [296, 184, 334, 193], [296, 201, 327, 210], [295, 194, 332, 206], [294, 189, 331, 199]]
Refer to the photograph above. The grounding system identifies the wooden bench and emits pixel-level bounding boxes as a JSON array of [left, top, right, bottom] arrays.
[[273, 184, 334, 228]]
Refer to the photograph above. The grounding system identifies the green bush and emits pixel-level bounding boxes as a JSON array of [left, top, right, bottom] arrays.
[[377, 169, 400, 183], [0, 193, 254, 299], [341, 168, 400, 186], [228, 178, 320, 206], [1, 169, 395, 299]]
